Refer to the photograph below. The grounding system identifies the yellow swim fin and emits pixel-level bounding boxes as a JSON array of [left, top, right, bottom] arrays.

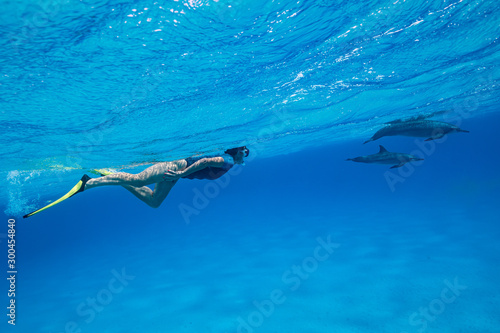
[[89, 168, 117, 176], [23, 174, 91, 219]]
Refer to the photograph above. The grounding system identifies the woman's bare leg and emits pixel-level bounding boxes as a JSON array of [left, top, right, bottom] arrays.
[[122, 180, 178, 208], [85, 161, 183, 190]]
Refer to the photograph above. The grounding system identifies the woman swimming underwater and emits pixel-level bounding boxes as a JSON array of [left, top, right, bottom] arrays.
[[23, 146, 249, 218]]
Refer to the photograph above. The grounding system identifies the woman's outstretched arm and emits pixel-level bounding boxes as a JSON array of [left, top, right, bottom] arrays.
[[163, 157, 225, 181]]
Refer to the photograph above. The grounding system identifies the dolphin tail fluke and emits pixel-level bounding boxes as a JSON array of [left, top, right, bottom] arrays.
[[459, 129, 470, 133], [346, 158, 354, 161], [363, 138, 373, 144]]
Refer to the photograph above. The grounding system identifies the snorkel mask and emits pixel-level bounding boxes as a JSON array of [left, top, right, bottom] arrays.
[[224, 146, 249, 158], [242, 146, 250, 157]]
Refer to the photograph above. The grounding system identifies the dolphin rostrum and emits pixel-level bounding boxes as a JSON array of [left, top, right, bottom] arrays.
[[364, 116, 469, 144], [346, 145, 424, 169]]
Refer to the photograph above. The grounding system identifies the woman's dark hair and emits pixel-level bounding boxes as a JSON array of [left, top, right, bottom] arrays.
[[225, 146, 249, 158]]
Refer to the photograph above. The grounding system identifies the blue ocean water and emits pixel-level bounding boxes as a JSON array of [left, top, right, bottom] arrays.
[[1, 0, 500, 332]]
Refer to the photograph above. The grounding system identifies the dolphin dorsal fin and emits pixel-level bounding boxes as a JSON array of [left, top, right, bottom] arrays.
[[379, 145, 388, 153]]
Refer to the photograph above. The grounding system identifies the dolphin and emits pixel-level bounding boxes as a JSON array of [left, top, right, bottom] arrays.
[[364, 116, 469, 144], [346, 145, 424, 169]]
